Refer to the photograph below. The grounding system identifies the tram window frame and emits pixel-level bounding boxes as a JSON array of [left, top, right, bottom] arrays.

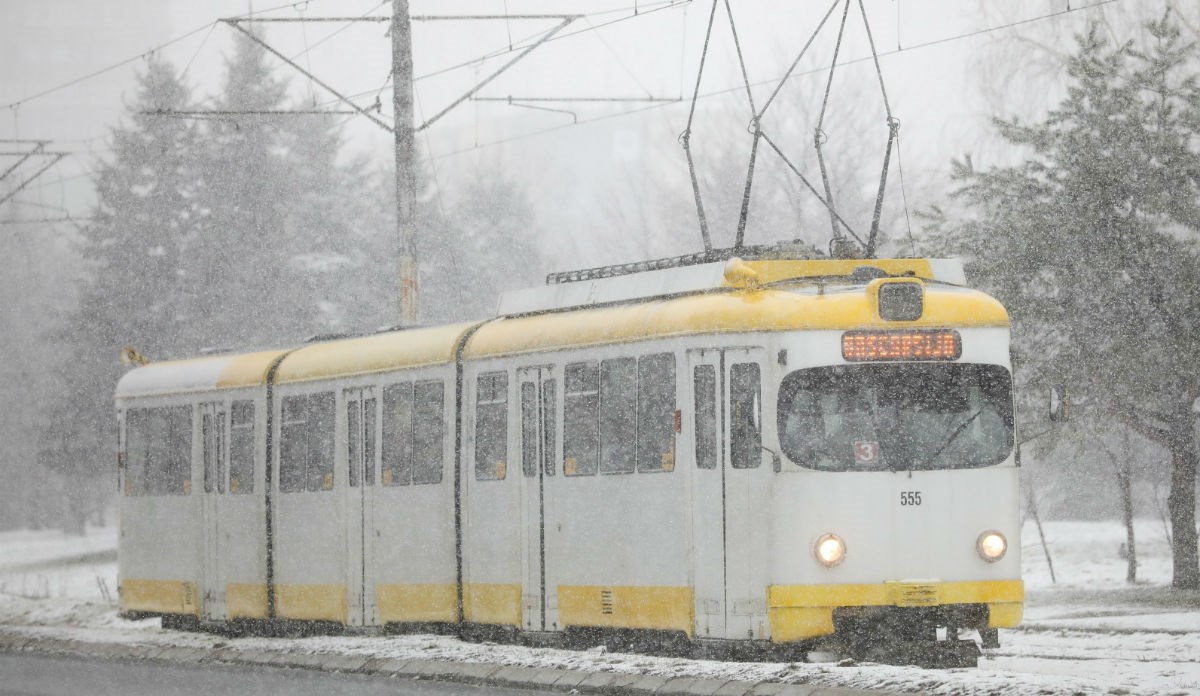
[[381, 382, 415, 486], [279, 392, 336, 493], [413, 380, 444, 485], [474, 371, 509, 481], [599, 357, 637, 475], [520, 381, 538, 478], [693, 365, 718, 470], [125, 405, 193, 496], [542, 378, 557, 477], [636, 353, 676, 473], [348, 400, 362, 488], [563, 362, 599, 476], [730, 363, 763, 469], [228, 400, 255, 494], [363, 397, 377, 486], [348, 396, 380, 489], [201, 408, 224, 494]]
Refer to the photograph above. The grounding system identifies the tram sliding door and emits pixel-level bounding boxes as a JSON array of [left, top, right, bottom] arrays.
[[199, 401, 227, 621], [688, 347, 770, 641], [688, 351, 724, 639], [517, 367, 556, 632], [344, 388, 379, 627]]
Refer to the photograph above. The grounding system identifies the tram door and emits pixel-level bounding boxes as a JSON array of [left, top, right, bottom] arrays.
[[199, 401, 227, 620], [344, 388, 378, 627], [517, 367, 556, 632], [688, 348, 770, 640]]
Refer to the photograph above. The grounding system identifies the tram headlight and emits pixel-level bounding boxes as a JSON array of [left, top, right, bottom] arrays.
[[976, 530, 1007, 562], [814, 533, 846, 567]]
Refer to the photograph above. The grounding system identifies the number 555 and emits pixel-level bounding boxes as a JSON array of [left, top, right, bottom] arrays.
[[900, 491, 922, 506]]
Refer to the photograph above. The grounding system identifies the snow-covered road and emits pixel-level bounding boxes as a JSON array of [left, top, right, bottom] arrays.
[[1, 520, 1197, 695]]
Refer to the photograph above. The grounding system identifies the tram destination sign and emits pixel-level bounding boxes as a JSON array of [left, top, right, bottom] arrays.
[[841, 330, 961, 362]]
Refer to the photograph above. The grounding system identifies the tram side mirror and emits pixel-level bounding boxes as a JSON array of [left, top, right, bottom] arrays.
[[1048, 384, 1070, 422]]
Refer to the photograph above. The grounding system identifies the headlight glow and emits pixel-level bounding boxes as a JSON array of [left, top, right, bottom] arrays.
[[977, 530, 1007, 562], [814, 533, 846, 567]]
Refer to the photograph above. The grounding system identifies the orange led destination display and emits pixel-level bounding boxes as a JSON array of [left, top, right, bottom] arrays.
[[842, 330, 961, 362]]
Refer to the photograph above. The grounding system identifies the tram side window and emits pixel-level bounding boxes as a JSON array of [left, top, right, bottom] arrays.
[[413, 381, 444, 485], [279, 392, 336, 493], [693, 365, 718, 470], [599, 357, 637, 474], [730, 363, 762, 469], [474, 372, 508, 480], [201, 409, 224, 494], [520, 382, 538, 478], [125, 406, 192, 496], [542, 379, 557, 477], [637, 353, 676, 472], [229, 401, 254, 494], [363, 398, 377, 486], [564, 362, 599, 476], [382, 383, 414, 486]]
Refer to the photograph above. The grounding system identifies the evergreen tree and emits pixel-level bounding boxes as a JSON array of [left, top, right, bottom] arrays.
[[197, 31, 378, 345], [926, 15, 1200, 588], [38, 56, 205, 530], [422, 169, 545, 323]]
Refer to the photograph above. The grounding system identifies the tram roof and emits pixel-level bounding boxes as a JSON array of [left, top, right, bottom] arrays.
[[116, 323, 478, 397], [115, 349, 289, 399], [273, 322, 476, 385], [465, 282, 1007, 359], [115, 259, 1006, 397], [499, 258, 967, 316]]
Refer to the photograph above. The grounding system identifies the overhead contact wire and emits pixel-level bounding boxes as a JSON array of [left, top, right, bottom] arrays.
[[813, 0, 853, 245], [860, 0, 898, 258], [725, 0, 759, 249], [680, 0, 719, 253], [756, 0, 841, 120], [759, 131, 865, 248]]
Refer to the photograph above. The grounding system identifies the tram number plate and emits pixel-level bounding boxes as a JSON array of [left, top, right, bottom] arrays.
[[899, 491, 922, 506]]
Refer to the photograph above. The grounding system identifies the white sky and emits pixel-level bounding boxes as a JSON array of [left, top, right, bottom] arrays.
[[0, 0, 1131, 266]]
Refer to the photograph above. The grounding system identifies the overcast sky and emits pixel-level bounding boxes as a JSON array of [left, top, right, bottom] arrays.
[[0, 0, 1129, 265]]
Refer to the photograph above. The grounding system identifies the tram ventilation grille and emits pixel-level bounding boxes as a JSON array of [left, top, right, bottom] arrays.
[[600, 589, 614, 615]]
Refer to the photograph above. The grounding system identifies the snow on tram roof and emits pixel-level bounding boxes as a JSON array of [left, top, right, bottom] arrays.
[[273, 322, 475, 384], [468, 279, 1006, 359], [115, 349, 289, 399], [497, 258, 967, 316]]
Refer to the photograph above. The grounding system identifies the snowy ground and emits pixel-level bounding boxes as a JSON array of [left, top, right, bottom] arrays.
[[1, 520, 1198, 695]]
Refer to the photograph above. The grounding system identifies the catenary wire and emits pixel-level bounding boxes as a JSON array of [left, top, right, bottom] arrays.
[[678, 0, 719, 252], [725, 0, 761, 248], [1, 0, 324, 111], [431, 0, 1123, 160]]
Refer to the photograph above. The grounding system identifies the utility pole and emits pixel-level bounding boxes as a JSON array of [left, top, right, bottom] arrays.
[[393, 0, 419, 324], [216, 8, 578, 324]]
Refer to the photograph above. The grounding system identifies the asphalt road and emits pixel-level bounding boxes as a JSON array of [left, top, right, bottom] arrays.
[[0, 653, 553, 696]]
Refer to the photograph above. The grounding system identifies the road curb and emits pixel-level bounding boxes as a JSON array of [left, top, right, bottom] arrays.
[[0, 631, 919, 695]]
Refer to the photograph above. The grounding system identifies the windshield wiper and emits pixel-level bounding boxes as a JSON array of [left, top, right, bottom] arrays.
[[917, 408, 984, 471]]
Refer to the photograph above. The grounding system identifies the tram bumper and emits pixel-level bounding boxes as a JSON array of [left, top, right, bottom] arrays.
[[766, 579, 1023, 643]]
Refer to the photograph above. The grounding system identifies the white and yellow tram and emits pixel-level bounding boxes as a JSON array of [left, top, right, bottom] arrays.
[[116, 254, 1021, 664]]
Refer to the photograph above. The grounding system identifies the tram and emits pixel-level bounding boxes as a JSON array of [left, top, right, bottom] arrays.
[[116, 250, 1021, 665]]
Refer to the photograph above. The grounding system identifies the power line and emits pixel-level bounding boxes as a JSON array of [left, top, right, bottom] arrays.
[[430, 0, 1123, 160], [0, 0, 328, 111], [12, 0, 1121, 187], [0, 217, 94, 226], [414, 0, 691, 82]]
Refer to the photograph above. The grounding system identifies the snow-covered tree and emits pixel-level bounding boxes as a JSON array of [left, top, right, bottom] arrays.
[[927, 15, 1200, 588], [37, 55, 206, 531]]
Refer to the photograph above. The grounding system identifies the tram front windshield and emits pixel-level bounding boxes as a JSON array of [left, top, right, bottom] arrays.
[[777, 363, 1013, 471]]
